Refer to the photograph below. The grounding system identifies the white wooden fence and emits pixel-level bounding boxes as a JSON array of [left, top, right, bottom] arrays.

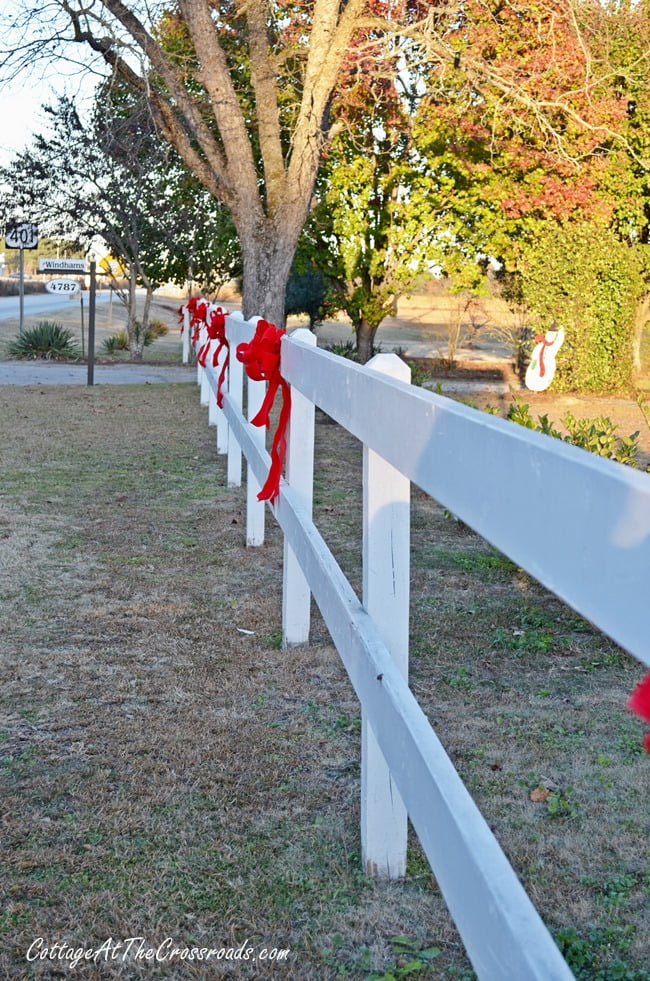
[[184, 308, 650, 981]]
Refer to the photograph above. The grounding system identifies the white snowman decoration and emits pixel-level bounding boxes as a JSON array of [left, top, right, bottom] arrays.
[[525, 327, 565, 392]]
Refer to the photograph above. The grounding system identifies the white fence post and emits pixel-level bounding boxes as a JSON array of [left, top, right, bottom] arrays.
[[361, 353, 411, 879], [246, 367, 266, 547], [281, 329, 317, 646], [214, 342, 229, 455], [198, 321, 210, 405], [200, 362, 210, 407], [195, 319, 202, 384], [226, 335, 244, 488], [208, 362, 218, 428], [182, 307, 190, 364]]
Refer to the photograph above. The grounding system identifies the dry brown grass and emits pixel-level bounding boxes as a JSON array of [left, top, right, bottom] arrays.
[[0, 383, 648, 980]]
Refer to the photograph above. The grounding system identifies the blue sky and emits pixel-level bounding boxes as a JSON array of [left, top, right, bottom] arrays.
[[1, 81, 52, 164], [0, 1, 105, 166]]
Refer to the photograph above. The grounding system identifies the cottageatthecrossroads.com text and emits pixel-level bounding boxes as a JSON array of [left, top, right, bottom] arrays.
[[26, 936, 291, 970]]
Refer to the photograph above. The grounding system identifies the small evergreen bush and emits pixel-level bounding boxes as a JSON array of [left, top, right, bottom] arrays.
[[7, 322, 81, 360], [285, 262, 339, 329]]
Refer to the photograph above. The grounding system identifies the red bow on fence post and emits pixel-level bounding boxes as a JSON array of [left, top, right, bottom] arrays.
[[236, 319, 291, 505], [197, 306, 230, 407], [187, 297, 209, 346], [628, 672, 650, 753]]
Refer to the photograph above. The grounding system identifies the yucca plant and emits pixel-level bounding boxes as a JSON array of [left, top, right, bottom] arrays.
[[146, 319, 169, 339], [102, 329, 129, 354], [7, 322, 81, 360], [102, 321, 168, 355]]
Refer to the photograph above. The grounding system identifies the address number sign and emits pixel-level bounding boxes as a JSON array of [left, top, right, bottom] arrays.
[[45, 278, 80, 295]]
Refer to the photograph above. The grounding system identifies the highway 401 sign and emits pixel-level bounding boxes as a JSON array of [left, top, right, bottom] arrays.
[[5, 222, 39, 250], [45, 278, 80, 296]]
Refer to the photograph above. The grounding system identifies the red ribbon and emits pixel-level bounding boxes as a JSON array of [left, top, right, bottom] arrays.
[[187, 297, 209, 346], [177, 304, 185, 334], [628, 671, 650, 753], [236, 319, 291, 504], [197, 306, 230, 407]]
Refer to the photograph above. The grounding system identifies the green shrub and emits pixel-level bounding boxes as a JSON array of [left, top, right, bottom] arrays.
[[147, 319, 169, 339], [102, 329, 129, 353], [7, 322, 80, 360], [102, 320, 167, 355], [519, 222, 646, 394], [102, 329, 130, 353], [506, 399, 640, 467], [285, 262, 340, 329]]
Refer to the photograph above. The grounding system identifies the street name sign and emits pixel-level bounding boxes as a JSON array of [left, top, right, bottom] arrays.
[[5, 222, 39, 250], [38, 257, 87, 274]]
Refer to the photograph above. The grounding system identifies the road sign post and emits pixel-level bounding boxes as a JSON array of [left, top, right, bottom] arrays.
[[19, 248, 24, 335], [88, 261, 96, 387], [5, 223, 39, 335]]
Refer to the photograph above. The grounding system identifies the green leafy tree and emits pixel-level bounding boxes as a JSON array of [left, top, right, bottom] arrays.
[[590, 1, 650, 372], [409, 2, 650, 381], [301, 70, 443, 362]]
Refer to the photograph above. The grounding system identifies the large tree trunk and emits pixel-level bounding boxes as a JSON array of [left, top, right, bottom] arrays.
[[238, 215, 305, 327], [356, 320, 379, 364]]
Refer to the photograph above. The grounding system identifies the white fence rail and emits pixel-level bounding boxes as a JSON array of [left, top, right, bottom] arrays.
[[185, 308, 650, 981]]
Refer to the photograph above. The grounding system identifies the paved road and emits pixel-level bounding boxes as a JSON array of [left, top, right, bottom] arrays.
[[0, 361, 194, 386], [0, 290, 112, 322]]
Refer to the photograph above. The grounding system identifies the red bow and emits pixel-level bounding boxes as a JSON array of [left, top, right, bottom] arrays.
[[236, 319, 291, 504], [628, 672, 650, 753], [187, 297, 209, 345], [177, 304, 185, 333], [197, 306, 230, 407]]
